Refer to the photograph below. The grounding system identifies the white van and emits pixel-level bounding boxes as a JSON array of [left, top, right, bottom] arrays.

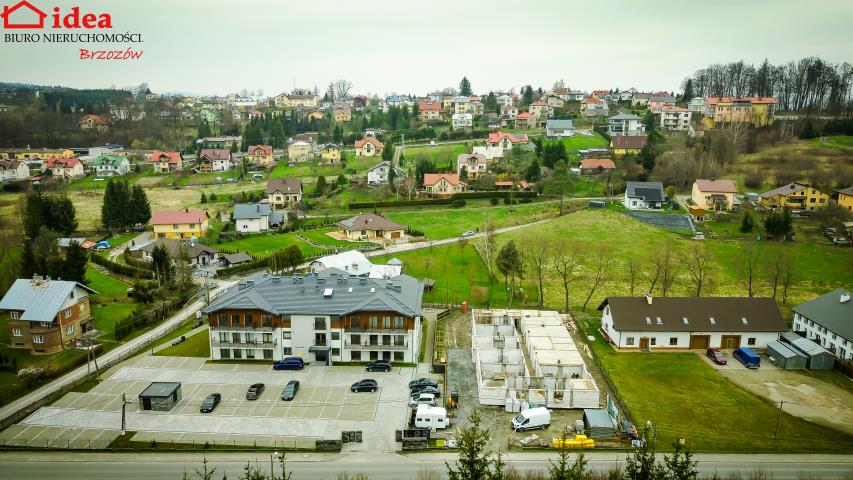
[[414, 404, 449, 430], [511, 406, 550, 431], [408, 392, 436, 407]]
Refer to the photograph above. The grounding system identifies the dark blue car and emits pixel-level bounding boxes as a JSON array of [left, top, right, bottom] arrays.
[[273, 357, 304, 370]]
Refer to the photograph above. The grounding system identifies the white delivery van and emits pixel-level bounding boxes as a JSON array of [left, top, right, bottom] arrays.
[[511, 406, 550, 431], [414, 404, 449, 430]]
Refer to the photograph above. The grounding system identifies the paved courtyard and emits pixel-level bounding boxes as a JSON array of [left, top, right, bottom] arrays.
[[17, 356, 428, 451]]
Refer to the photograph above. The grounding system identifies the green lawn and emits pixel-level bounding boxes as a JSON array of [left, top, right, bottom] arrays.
[[584, 322, 853, 453], [561, 132, 609, 152], [213, 232, 326, 257], [268, 156, 378, 180], [809, 135, 853, 149], [85, 266, 138, 340], [176, 170, 243, 186], [402, 143, 470, 171], [154, 331, 210, 357]]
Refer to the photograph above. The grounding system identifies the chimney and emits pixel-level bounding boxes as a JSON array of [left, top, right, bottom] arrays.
[[185, 208, 189, 212], [644, 292, 653, 305]]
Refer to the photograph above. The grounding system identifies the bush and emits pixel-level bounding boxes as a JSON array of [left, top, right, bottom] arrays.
[[743, 170, 764, 188], [503, 196, 511, 205], [450, 198, 467, 208], [489, 197, 499, 205]]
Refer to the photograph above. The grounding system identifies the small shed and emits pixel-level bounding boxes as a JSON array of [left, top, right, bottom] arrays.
[[765, 340, 807, 370], [138, 382, 182, 411], [582, 408, 616, 438], [780, 332, 836, 370]]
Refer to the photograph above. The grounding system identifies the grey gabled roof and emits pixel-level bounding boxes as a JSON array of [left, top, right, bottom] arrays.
[[223, 252, 253, 265], [792, 289, 853, 341], [625, 181, 664, 202], [609, 113, 641, 121], [233, 203, 272, 220], [335, 213, 404, 232], [0, 278, 97, 323], [546, 119, 574, 129], [203, 268, 423, 318]]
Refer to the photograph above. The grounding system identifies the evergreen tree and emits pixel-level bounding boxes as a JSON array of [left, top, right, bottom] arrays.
[[521, 85, 534, 107], [682, 78, 695, 102], [445, 411, 503, 480], [151, 245, 173, 285], [336, 174, 347, 188], [624, 430, 666, 480], [62, 242, 89, 284], [459, 77, 473, 96], [525, 158, 541, 182], [663, 442, 699, 480], [130, 185, 151, 226], [197, 120, 211, 140], [740, 211, 754, 233], [799, 119, 818, 139], [314, 176, 327, 195], [20, 241, 37, 278], [496, 240, 522, 292], [200, 192, 208, 204], [23, 191, 45, 239], [382, 143, 395, 162]]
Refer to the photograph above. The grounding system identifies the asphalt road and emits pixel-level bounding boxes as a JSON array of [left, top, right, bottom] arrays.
[[1, 452, 851, 479]]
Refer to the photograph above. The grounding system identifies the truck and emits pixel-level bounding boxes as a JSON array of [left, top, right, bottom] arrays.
[[511, 406, 550, 431], [413, 404, 449, 430], [733, 347, 760, 368]]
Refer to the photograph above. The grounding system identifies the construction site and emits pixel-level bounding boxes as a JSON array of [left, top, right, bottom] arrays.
[[470, 309, 600, 410]]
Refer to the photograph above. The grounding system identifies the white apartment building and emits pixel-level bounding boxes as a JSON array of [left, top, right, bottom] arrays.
[[792, 288, 852, 359]]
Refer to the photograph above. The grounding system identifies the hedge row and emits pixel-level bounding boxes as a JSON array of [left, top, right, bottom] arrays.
[[122, 250, 155, 271], [451, 191, 537, 199], [91, 253, 155, 279], [348, 191, 537, 209]]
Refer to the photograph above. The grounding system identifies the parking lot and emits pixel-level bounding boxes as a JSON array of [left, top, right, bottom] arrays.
[[16, 356, 430, 451]]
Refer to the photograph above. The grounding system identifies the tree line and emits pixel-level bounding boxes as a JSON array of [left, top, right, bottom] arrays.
[[20, 190, 87, 284], [683, 57, 852, 114]]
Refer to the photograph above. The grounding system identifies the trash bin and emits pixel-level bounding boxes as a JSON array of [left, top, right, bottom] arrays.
[[461, 301, 468, 313]]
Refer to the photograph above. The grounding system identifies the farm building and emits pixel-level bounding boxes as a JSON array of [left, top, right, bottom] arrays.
[[780, 332, 836, 370], [138, 382, 182, 411], [765, 340, 807, 370]]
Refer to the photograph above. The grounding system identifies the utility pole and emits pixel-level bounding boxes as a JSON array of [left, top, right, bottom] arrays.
[[774, 400, 784, 440], [120, 393, 131, 436]]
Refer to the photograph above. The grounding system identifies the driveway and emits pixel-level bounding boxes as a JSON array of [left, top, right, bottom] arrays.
[[108, 232, 152, 261]]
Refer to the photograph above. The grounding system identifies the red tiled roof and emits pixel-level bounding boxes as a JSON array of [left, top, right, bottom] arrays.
[[694, 179, 737, 193], [610, 136, 647, 150], [661, 105, 689, 113], [592, 90, 609, 95], [580, 158, 616, 170], [248, 145, 273, 155], [419, 101, 442, 112], [487, 131, 529, 145], [494, 181, 513, 186], [553, 88, 571, 95], [582, 96, 602, 104], [423, 173, 464, 187], [151, 151, 182, 164], [199, 149, 231, 161], [705, 96, 777, 105], [45, 157, 80, 168], [517, 112, 532, 119], [79, 114, 108, 125], [150, 210, 208, 225], [355, 136, 384, 149]]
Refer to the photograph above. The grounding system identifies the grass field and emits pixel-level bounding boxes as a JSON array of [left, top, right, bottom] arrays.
[[810, 135, 853, 149], [268, 156, 378, 180], [402, 143, 470, 171], [584, 321, 853, 453], [213, 232, 326, 257], [85, 266, 138, 340], [154, 331, 210, 357]]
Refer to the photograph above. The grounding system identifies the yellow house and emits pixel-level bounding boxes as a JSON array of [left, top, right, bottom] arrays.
[[691, 179, 738, 210], [610, 136, 646, 158], [307, 110, 326, 121], [247, 145, 274, 168], [320, 144, 341, 163], [703, 97, 776, 128], [1, 149, 74, 160], [760, 182, 829, 211], [333, 107, 351, 123], [151, 210, 210, 239], [836, 186, 853, 212]]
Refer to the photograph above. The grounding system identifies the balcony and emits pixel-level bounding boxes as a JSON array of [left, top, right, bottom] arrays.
[[346, 326, 409, 334], [345, 340, 407, 350], [211, 325, 274, 332], [212, 339, 274, 348]]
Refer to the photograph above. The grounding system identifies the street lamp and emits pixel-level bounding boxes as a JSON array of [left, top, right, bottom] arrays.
[[270, 451, 280, 479]]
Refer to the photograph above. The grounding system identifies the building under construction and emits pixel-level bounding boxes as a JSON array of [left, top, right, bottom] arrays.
[[471, 309, 600, 410]]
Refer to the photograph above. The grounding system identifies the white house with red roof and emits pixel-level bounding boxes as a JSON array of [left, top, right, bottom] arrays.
[[487, 131, 529, 152], [45, 157, 85, 179], [660, 105, 692, 131], [151, 151, 184, 173], [355, 136, 384, 157], [151, 209, 210, 239], [423, 173, 466, 197]]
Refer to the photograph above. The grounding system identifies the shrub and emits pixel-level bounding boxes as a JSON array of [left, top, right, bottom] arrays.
[[743, 170, 764, 188], [503, 196, 511, 205], [489, 197, 499, 205], [450, 198, 467, 208]]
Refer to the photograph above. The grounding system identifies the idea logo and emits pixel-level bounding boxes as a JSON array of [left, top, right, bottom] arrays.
[[1, 0, 112, 29]]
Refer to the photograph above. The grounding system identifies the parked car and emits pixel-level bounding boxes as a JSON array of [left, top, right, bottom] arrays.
[[706, 348, 727, 365], [281, 380, 300, 401], [409, 378, 438, 390], [511, 407, 551, 431], [246, 383, 265, 400], [199, 393, 221, 413], [410, 385, 441, 397], [365, 360, 391, 372], [733, 347, 761, 368], [351, 379, 378, 393], [408, 392, 437, 407], [273, 357, 305, 370], [460, 230, 475, 238]]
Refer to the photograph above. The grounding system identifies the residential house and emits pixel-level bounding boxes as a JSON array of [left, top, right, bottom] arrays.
[[197, 149, 232, 172], [610, 136, 646, 158], [457, 153, 488, 179], [608, 113, 645, 136], [451, 113, 473, 130], [836, 185, 853, 212], [692, 179, 738, 210], [150, 209, 210, 239], [247, 110, 263, 121], [452, 96, 472, 114], [545, 119, 575, 138], [500, 104, 519, 120], [202, 267, 424, 363], [515, 112, 535, 129], [92, 154, 131, 177], [472, 145, 505, 161], [551, 88, 571, 100], [274, 93, 319, 108], [623, 181, 665, 209], [631, 92, 653, 107], [688, 97, 707, 114], [247, 145, 274, 169], [528, 101, 553, 120], [660, 106, 692, 131], [423, 173, 467, 197], [487, 131, 530, 152], [333, 105, 352, 123], [336, 213, 405, 241], [310, 250, 373, 277], [366, 161, 403, 186], [45, 157, 85, 179], [598, 295, 787, 350], [0, 159, 30, 181], [202, 136, 242, 149], [266, 178, 303, 209], [78, 114, 109, 132], [418, 101, 443, 122], [543, 93, 567, 108], [702, 97, 776, 128], [136, 238, 219, 267], [792, 288, 852, 359], [306, 110, 326, 121], [568, 90, 586, 101], [470, 100, 485, 116], [592, 90, 610, 100], [0, 276, 98, 354], [292, 133, 319, 149], [760, 182, 829, 211], [580, 96, 608, 118], [496, 94, 514, 106], [287, 141, 314, 162], [320, 144, 341, 164], [232, 203, 284, 233], [355, 136, 384, 157], [151, 151, 184, 173], [220, 252, 253, 268], [648, 95, 676, 114], [748, 97, 777, 126], [579, 158, 616, 175]]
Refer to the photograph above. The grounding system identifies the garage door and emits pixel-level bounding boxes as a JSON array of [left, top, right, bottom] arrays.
[[721, 335, 741, 349], [689, 335, 710, 349], [391, 231, 401, 239]]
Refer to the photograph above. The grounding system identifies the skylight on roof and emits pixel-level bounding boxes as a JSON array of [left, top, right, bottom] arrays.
[[645, 316, 651, 325], [682, 317, 689, 325], [709, 317, 716, 325], [741, 317, 748, 325], [370, 287, 375, 293], [323, 288, 333, 298], [655, 316, 662, 325]]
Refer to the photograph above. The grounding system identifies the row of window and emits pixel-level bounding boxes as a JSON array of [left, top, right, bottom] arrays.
[[624, 336, 757, 346], [214, 315, 406, 330], [12, 324, 74, 337], [219, 348, 274, 360]]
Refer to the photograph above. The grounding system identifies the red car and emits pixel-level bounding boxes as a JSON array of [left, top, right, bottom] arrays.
[[706, 348, 727, 365]]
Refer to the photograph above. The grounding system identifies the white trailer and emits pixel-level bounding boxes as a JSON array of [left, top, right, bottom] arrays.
[[413, 405, 449, 430]]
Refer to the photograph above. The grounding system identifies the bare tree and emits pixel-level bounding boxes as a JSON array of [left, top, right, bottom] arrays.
[[526, 238, 550, 307], [779, 253, 798, 305], [625, 257, 644, 296], [482, 215, 496, 282], [683, 243, 715, 297], [332, 79, 353, 100], [736, 242, 763, 297], [403, 174, 417, 201], [764, 247, 786, 300], [648, 241, 678, 296], [582, 246, 614, 311], [551, 241, 583, 313]]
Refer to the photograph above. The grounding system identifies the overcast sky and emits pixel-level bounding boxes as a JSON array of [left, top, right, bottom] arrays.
[[2, 0, 852, 97]]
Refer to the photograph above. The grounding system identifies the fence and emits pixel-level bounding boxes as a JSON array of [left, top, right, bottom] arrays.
[[575, 316, 635, 426]]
